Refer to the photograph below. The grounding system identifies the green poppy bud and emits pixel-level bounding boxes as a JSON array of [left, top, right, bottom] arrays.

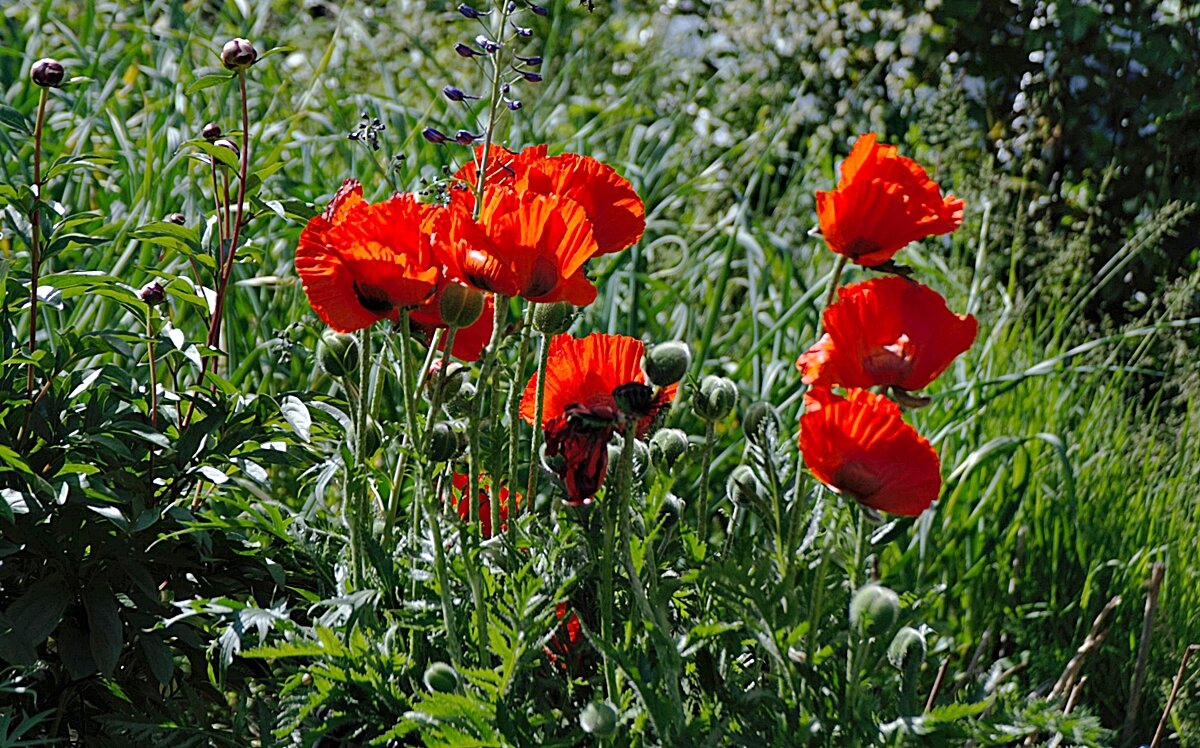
[[439, 283, 485, 328], [725, 464, 760, 505], [743, 401, 781, 447], [317, 330, 359, 378], [644, 341, 691, 387], [533, 301, 574, 335], [579, 701, 618, 738], [849, 584, 900, 638], [423, 661, 460, 693], [694, 375, 738, 421], [444, 382, 476, 418], [429, 422, 463, 462], [887, 626, 926, 670], [649, 428, 689, 471]]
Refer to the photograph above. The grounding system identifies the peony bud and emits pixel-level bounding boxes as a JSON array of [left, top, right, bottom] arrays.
[[649, 428, 689, 471], [694, 375, 737, 421], [533, 301, 574, 335], [201, 122, 222, 141], [221, 38, 257, 70], [423, 662, 460, 693], [31, 58, 65, 88], [849, 584, 900, 638], [138, 281, 166, 307], [579, 701, 617, 738], [317, 330, 359, 378], [643, 341, 690, 387], [438, 283, 485, 328]]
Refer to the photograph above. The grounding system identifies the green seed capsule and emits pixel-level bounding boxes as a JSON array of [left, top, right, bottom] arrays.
[[317, 330, 359, 378], [849, 583, 900, 638], [644, 341, 691, 387], [579, 701, 618, 738], [694, 375, 738, 421], [423, 662, 460, 693]]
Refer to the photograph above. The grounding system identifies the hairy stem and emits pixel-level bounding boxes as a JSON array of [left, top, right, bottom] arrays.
[[524, 326, 551, 507]]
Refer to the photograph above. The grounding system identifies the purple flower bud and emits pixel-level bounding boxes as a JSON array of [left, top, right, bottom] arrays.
[[220, 38, 258, 70], [506, 1, 517, 10], [30, 58, 65, 88], [443, 86, 479, 102], [513, 25, 533, 37], [457, 3, 488, 18], [516, 54, 542, 66], [454, 42, 482, 58], [201, 122, 222, 141], [474, 34, 502, 54], [507, 100, 522, 111], [422, 127, 450, 145], [512, 66, 542, 83], [454, 130, 482, 145], [139, 281, 166, 306], [212, 138, 240, 162], [527, 2, 549, 16]]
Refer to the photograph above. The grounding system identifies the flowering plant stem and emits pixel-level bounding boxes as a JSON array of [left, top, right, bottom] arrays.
[[524, 327, 551, 503], [347, 327, 374, 588], [503, 304, 535, 524], [819, 254, 848, 335], [843, 508, 869, 732], [696, 421, 716, 535], [25, 86, 48, 407]]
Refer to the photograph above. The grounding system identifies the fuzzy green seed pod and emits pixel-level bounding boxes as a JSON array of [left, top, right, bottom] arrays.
[[425, 359, 465, 402], [725, 464, 761, 505], [644, 341, 691, 387], [444, 382, 476, 419], [360, 418, 382, 458], [579, 701, 618, 738], [694, 375, 738, 421], [439, 283, 485, 328], [423, 662, 460, 693], [31, 58, 65, 88], [888, 626, 926, 670], [649, 428, 689, 471], [221, 38, 258, 70], [742, 401, 781, 447], [317, 330, 359, 378], [533, 301, 574, 335], [429, 422, 462, 462], [849, 584, 900, 638]]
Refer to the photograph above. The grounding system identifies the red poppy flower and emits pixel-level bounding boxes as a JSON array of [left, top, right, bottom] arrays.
[[520, 333, 676, 504], [446, 473, 519, 539], [410, 288, 495, 362], [799, 388, 941, 516], [434, 186, 601, 305], [544, 601, 585, 673], [295, 181, 440, 332], [797, 277, 977, 392], [816, 133, 964, 266], [453, 145, 644, 255]]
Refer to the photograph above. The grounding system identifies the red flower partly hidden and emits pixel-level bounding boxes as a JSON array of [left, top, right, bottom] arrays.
[[295, 180, 440, 332], [816, 133, 964, 267], [797, 277, 977, 392], [544, 601, 585, 673], [446, 473, 519, 539], [519, 333, 676, 504], [799, 388, 941, 516], [411, 289, 495, 362]]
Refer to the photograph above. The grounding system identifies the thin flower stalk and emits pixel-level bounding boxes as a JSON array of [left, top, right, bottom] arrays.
[[26, 86, 49, 404], [524, 327, 551, 504]]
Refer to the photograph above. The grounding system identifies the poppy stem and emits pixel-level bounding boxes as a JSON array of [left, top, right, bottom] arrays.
[[503, 303, 534, 524], [819, 255, 848, 334], [843, 508, 869, 730], [599, 475, 619, 701], [346, 328, 374, 588], [696, 421, 716, 535], [146, 306, 159, 487], [524, 329, 551, 504]]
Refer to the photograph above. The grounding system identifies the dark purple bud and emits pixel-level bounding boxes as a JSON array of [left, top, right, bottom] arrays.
[[422, 127, 450, 145], [166, 213, 186, 225], [454, 129, 482, 145], [457, 3, 488, 18], [139, 281, 166, 306], [516, 54, 542, 66], [527, 2, 549, 16], [513, 25, 533, 37], [30, 58, 65, 88], [442, 86, 479, 102], [212, 138, 240, 161], [506, 1, 517, 10], [475, 35, 501, 53], [201, 122, 222, 141], [507, 100, 522, 111], [220, 38, 258, 70], [454, 42, 482, 58], [513, 66, 542, 83]]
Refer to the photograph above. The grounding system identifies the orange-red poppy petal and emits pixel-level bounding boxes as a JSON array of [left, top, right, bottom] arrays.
[[520, 333, 649, 427], [519, 153, 645, 255]]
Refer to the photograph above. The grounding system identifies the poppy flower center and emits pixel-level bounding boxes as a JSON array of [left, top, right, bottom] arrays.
[[353, 281, 393, 314], [845, 237, 882, 258], [863, 334, 916, 383], [832, 460, 885, 501], [525, 256, 559, 298]]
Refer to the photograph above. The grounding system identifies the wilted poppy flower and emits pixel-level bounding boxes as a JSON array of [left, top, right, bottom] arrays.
[[445, 473, 519, 539], [434, 186, 601, 305], [295, 180, 440, 332], [799, 388, 941, 516], [797, 277, 977, 392], [411, 289, 495, 362], [520, 333, 676, 504], [453, 145, 645, 255], [816, 133, 964, 266]]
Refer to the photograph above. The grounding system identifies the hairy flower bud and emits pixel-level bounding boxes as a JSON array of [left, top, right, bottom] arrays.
[[423, 662, 460, 693], [138, 281, 166, 307], [439, 283, 485, 328], [725, 465, 761, 505], [649, 428, 688, 471], [887, 626, 927, 670], [317, 330, 359, 378], [444, 382, 476, 419], [429, 422, 463, 462], [533, 301, 574, 335], [30, 58, 65, 88], [694, 375, 737, 421], [742, 401, 781, 447], [849, 584, 900, 638], [644, 341, 690, 387], [201, 122, 222, 141], [580, 701, 617, 738], [221, 38, 257, 70], [426, 359, 465, 402]]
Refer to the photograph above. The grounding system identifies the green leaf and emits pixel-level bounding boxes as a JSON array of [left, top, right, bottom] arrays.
[[186, 72, 235, 94], [3, 575, 70, 654], [44, 154, 117, 181], [0, 488, 29, 521], [186, 139, 240, 170], [0, 104, 32, 135], [84, 583, 123, 677], [280, 396, 312, 443]]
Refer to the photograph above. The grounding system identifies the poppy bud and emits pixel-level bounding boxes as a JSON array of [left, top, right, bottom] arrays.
[[139, 281, 166, 307], [317, 330, 359, 377], [580, 701, 617, 738], [429, 422, 463, 462], [423, 662, 460, 693], [221, 38, 258, 70], [742, 401, 781, 447], [439, 283, 485, 328], [887, 626, 926, 671], [643, 341, 690, 387], [426, 359, 465, 402], [725, 464, 761, 505], [633, 438, 650, 478], [533, 301, 574, 334], [445, 382, 476, 419], [849, 584, 899, 638], [649, 428, 688, 471], [30, 58, 65, 88], [422, 127, 450, 145], [694, 375, 737, 421], [201, 122, 222, 141]]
